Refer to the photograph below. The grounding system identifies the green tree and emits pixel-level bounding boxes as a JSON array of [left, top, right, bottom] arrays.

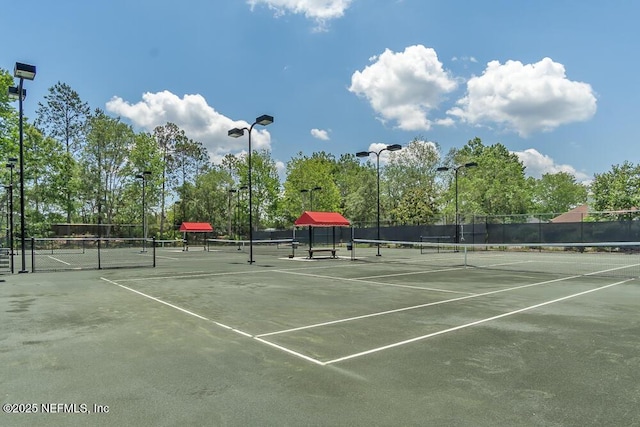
[[153, 122, 188, 238], [448, 138, 532, 220], [591, 161, 640, 215], [35, 82, 90, 223], [333, 153, 375, 223], [281, 151, 341, 224], [82, 110, 136, 235], [531, 172, 588, 215], [239, 149, 281, 230], [385, 138, 441, 224]]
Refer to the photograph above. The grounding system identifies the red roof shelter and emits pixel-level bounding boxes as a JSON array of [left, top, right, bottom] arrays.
[[294, 211, 350, 227], [179, 222, 213, 251], [294, 211, 350, 258], [179, 222, 213, 232]]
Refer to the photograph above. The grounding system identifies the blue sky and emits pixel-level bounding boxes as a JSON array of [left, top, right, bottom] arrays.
[[4, 1, 638, 183]]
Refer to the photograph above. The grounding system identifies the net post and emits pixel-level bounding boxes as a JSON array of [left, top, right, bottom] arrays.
[[153, 237, 156, 268], [97, 237, 102, 270], [464, 244, 468, 268], [30, 237, 35, 272]]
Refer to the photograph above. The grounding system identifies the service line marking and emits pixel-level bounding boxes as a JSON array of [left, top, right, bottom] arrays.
[[100, 277, 324, 365], [47, 256, 71, 265], [323, 278, 633, 365]]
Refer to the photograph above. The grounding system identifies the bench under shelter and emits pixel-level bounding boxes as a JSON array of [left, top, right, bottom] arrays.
[[293, 211, 351, 259]]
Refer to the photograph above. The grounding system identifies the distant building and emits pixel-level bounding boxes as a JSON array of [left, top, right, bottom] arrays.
[[550, 204, 589, 223]]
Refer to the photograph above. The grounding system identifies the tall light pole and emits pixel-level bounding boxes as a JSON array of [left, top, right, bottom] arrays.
[[300, 186, 322, 211], [136, 171, 151, 252], [356, 143, 402, 256], [436, 162, 478, 244], [228, 114, 274, 264], [8, 62, 36, 273], [5, 158, 17, 274], [236, 185, 248, 242]]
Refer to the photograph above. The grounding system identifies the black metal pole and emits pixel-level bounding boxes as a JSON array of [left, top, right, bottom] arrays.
[[248, 125, 255, 264], [455, 167, 459, 245], [142, 178, 146, 252], [17, 78, 27, 273], [8, 185, 14, 274], [376, 152, 381, 256]]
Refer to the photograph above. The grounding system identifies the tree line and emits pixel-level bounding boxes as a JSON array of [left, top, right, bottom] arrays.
[[0, 72, 633, 239]]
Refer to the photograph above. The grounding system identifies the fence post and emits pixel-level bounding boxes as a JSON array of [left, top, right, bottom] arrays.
[[30, 237, 35, 272]]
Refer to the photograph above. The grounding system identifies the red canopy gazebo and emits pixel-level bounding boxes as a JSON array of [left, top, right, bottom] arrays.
[[179, 222, 213, 251], [294, 211, 350, 258]]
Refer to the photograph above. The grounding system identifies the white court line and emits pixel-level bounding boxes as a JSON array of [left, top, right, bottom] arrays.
[[256, 274, 580, 338], [47, 255, 71, 265], [274, 269, 474, 295], [323, 278, 634, 365], [354, 266, 470, 280], [99, 277, 325, 366]]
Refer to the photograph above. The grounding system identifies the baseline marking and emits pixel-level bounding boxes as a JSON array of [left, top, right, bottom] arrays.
[[274, 269, 474, 295], [99, 277, 324, 365], [47, 256, 71, 265], [323, 278, 633, 365], [257, 274, 580, 338]]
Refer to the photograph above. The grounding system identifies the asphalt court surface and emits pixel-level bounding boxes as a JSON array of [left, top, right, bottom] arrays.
[[2, 246, 640, 426]]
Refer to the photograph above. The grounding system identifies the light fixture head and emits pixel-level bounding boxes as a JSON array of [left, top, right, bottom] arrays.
[[436, 166, 450, 172], [356, 151, 370, 158], [228, 128, 244, 138], [228, 189, 237, 193], [239, 185, 248, 190], [465, 161, 478, 168], [300, 189, 309, 193], [8, 86, 26, 101], [14, 62, 36, 80], [135, 174, 144, 179], [387, 144, 402, 152], [313, 186, 322, 191], [255, 114, 274, 126], [143, 170, 152, 176]]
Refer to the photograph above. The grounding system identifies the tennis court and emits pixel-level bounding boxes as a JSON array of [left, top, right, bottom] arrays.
[[2, 241, 639, 426]]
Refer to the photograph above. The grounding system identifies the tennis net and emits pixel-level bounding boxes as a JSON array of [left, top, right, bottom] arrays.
[[351, 239, 640, 278], [30, 237, 155, 271], [206, 238, 298, 258]]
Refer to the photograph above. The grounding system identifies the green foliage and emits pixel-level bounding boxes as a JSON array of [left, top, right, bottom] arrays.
[[531, 172, 588, 214], [281, 151, 342, 223], [449, 137, 533, 217], [385, 138, 441, 224], [591, 161, 640, 214]]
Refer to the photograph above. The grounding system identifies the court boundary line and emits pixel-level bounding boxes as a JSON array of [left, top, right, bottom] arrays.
[[322, 278, 633, 365], [256, 274, 581, 338], [99, 277, 325, 366], [274, 268, 475, 295]]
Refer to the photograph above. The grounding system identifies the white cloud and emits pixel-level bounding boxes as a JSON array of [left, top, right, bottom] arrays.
[[448, 57, 597, 136], [514, 148, 590, 182], [310, 128, 330, 140], [349, 45, 458, 131], [105, 90, 272, 161], [247, 0, 352, 30]]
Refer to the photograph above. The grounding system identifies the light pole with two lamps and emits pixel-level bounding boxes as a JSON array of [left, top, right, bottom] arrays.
[[300, 186, 322, 248], [135, 171, 152, 252], [356, 144, 402, 256], [8, 62, 36, 273], [436, 162, 478, 244], [300, 186, 322, 211], [228, 115, 274, 264]]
